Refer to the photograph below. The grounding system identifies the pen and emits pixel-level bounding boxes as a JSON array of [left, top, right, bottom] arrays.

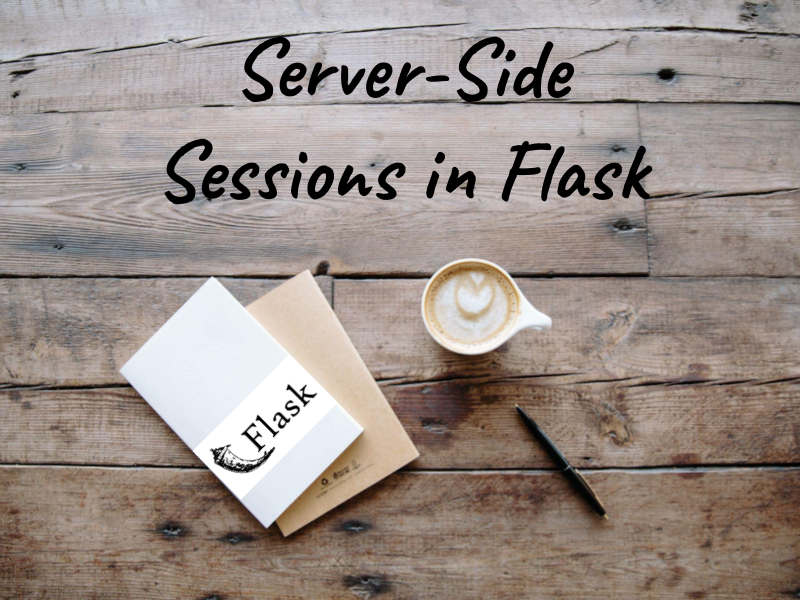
[[515, 404, 608, 519]]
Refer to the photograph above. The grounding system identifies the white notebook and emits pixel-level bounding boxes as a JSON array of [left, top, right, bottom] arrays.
[[120, 278, 362, 529]]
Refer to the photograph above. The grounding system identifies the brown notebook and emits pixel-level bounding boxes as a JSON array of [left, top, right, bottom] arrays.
[[246, 271, 419, 535]]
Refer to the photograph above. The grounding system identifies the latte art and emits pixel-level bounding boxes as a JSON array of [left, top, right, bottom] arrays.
[[425, 263, 518, 350]]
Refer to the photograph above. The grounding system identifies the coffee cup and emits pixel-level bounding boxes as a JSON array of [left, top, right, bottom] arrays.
[[421, 259, 552, 355]]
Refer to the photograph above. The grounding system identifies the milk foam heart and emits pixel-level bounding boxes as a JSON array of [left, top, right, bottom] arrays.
[[455, 274, 496, 317], [425, 262, 518, 350]]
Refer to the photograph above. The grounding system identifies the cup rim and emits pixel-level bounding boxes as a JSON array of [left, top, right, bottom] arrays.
[[421, 258, 523, 355]]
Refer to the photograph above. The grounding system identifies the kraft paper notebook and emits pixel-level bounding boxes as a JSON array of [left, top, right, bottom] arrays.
[[247, 271, 419, 536], [119, 278, 362, 530]]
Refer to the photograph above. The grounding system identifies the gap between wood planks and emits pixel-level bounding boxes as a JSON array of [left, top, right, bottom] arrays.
[[0, 462, 797, 473], [3, 22, 799, 65], [1, 272, 799, 280], [378, 373, 800, 389], [3, 23, 798, 66], [5, 100, 800, 118], [2, 365, 799, 392], [1, 272, 800, 280]]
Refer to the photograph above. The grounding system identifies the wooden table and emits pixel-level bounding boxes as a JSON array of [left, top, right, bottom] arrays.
[[2, 1, 799, 598]]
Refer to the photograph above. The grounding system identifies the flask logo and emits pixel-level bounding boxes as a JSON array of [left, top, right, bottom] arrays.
[[210, 444, 274, 473]]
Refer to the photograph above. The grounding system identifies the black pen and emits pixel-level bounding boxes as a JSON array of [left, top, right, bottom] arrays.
[[515, 404, 608, 519]]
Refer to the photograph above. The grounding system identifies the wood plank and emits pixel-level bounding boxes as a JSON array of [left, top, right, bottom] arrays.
[[3, 0, 799, 63], [3, 277, 799, 388], [1, 466, 797, 598], [0, 104, 647, 276], [2, 380, 798, 468], [647, 190, 800, 276], [0, 277, 331, 388], [3, 104, 800, 277], [4, 28, 800, 114], [335, 277, 800, 382], [390, 379, 800, 469], [0, 387, 194, 467], [640, 104, 800, 196]]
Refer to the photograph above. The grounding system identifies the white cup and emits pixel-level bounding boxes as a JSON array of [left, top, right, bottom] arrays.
[[421, 259, 552, 355]]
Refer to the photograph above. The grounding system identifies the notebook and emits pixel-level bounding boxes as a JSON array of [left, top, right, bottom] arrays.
[[120, 277, 362, 529], [246, 271, 419, 535]]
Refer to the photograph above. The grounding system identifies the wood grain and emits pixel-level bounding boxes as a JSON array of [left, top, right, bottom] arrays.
[[4, 27, 800, 114], [3, 0, 799, 63], [335, 277, 800, 382], [388, 378, 800, 469], [2, 277, 799, 387], [1, 466, 798, 599], [3, 1, 799, 597], [640, 103, 800, 196], [648, 190, 800, 276], [3, 104, 800, 277], [0, 104, 646, 276], [0, 277, 331, 388], [2, 379, 798, 469]]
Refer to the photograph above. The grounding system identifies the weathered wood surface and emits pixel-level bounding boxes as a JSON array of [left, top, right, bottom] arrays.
[[0, 277, 331, 388], [336, 277, 800, 382], [3, 0, 799, 64], [1, 466, 798, 599], [389, 378, 800, 469], [2, 379, 798, 469], [648, 190, 800, 276], [638, 103, 800, 196], [2, 104, 800, 276], [0, 104, 646, 276], [3, 277, 799, 388], [4, 27, 800, 114], [3, 1, 799, 596]]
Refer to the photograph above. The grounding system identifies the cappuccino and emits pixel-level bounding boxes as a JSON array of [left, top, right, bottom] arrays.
[[424, 262, 518, 351]]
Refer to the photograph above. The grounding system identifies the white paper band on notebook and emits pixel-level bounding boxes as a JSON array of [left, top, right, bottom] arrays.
[[195, 355, 336, 499]]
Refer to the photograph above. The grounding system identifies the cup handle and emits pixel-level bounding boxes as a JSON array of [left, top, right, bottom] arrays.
[[513, 299, 552, 334]]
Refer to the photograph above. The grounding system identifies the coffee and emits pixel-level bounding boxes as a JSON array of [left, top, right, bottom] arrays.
[[424, 262, 519, 351]]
